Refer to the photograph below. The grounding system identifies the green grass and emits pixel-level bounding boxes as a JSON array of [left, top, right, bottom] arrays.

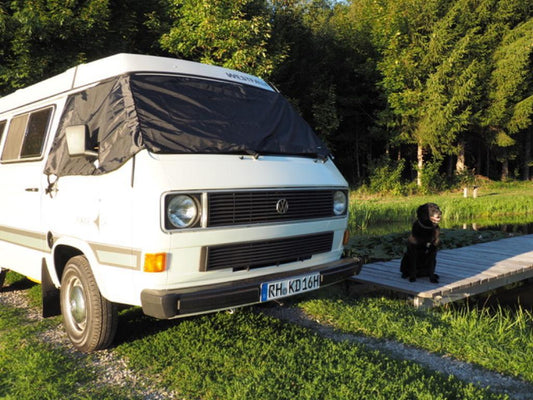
[[4, 272, 42, 308], [349, 180, 533, 233], [114, 308, 506, 400], [0, 303, 139, 400], [299, 293, 533, 384], [0, 294, 507, 399]]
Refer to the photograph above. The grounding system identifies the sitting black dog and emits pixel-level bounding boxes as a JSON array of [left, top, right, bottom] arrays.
[[400, 202, 442, 283]]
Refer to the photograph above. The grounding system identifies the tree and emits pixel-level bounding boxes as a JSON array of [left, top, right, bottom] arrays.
[[372, 0, 449, 186], [418, 0, 500, 175], [484, 18, 533, 179], [329, 1, 383, 183], [159, 0, 281, 77], [269, 0, 381, 184], [0, 0, 110, 94], [0, 0, 168, 95], [370, 0, 532, 185], [0, 0, 530, 187]]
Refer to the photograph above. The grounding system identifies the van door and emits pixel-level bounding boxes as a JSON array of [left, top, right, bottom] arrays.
[[0, 107, 54, 280]]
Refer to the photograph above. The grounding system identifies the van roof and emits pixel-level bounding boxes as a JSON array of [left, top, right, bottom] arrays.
[[0, 53, 273, 114]]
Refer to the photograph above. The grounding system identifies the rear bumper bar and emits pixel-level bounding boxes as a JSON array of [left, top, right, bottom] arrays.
[[141, 257, 362, 319]]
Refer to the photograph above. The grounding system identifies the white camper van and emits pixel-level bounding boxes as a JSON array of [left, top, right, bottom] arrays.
[[0, 54, 360, 352]]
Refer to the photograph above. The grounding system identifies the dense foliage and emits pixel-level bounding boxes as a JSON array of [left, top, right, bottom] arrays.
[[0, 0, 531, 187]]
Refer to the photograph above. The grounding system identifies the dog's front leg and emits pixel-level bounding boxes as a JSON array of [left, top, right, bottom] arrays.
[[428, 251, 439, 283], [408, 246, 418, 282]]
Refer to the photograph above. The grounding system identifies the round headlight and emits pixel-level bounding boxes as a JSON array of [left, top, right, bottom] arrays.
[[333, 191, 347, 216], [167, 195, 199, 228]]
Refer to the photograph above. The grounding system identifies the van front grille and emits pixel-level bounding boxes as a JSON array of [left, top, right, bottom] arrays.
[[203, 232, 334, 271], [207, 189, 341, 227]]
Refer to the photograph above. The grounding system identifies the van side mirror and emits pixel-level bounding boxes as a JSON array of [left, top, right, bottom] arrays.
[[65, 125, 98, 158]]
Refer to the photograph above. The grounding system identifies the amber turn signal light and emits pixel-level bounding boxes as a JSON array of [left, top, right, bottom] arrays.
[[144, 253, 167, 273], [343, 230, 350, 246]]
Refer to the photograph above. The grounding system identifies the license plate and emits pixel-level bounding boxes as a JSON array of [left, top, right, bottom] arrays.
[[260, 272, 321, 302]]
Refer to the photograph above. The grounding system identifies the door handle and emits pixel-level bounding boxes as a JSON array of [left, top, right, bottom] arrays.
[[25, 188, 39, 192]]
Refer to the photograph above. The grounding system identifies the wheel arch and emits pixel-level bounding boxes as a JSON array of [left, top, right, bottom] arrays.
[[45, 236, 140, 311], [54, 245, 84, 283], [50, 237, 100, 287]]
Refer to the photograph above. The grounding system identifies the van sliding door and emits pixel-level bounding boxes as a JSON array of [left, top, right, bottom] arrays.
[[0, 107, 54, 280]]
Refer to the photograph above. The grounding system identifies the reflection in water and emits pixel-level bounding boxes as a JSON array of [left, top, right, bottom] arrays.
[[454, 222, 533, 234], [355, 220, 533, 236]]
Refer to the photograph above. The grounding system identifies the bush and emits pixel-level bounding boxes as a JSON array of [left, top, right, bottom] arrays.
[[418, 159, 448, 194], [455, 167, 476, 188], [367, 156, 406, 195]]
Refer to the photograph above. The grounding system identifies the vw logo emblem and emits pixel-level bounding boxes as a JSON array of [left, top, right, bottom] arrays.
[[276, 198, 289, 215]]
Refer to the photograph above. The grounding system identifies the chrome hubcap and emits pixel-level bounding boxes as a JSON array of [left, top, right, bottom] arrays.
[[69, 279, 86, 329]]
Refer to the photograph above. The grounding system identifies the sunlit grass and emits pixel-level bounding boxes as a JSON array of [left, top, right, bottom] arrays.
[[1, 293, 506, 399], [0, 301, 139, 400], [2, 270, 509, 399], [349, 194, 533, 229], [115, 309, 506, 400], [349, 181, 533, 234], [299, 294, 533, 383]]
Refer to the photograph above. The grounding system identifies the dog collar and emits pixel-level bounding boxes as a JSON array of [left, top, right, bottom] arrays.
[[417, 219, 434, 229]]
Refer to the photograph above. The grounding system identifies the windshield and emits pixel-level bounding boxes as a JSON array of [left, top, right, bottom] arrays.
[[131, 74, 329, 158]]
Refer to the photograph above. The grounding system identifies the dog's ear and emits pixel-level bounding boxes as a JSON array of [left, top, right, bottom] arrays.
[[416, 203, 429, 221]]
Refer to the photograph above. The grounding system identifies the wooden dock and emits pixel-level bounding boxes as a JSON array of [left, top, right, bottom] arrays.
[[351, 234, 533, 308]]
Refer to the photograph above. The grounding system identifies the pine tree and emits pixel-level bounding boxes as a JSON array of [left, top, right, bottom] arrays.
[[484, 18, 533, 179]]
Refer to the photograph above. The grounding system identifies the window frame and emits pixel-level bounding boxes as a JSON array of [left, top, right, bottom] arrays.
[[0, 119, 7, 148], [0, 106, 55, 164]]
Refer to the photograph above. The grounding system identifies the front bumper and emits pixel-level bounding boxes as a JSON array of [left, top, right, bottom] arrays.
[[141, 257, 362, 319]]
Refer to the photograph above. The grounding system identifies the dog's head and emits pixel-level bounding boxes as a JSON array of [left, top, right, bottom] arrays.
[[416, 203, 442, 226]]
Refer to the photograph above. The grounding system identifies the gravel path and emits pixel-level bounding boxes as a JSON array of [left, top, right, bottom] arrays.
[[2, 284, 533, 399]]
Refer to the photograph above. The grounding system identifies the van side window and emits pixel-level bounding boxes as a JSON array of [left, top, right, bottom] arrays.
[[21, 108, 53, 158], [1, 107, 53, 162], [1, 114, 28, 161], [0, 120, 6, 144]]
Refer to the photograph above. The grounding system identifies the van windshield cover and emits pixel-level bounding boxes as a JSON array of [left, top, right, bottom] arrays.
[[131, 74, 328, 158], [45, 74, 329, 178]]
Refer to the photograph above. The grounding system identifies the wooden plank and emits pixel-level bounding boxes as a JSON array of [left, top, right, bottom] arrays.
[[416, 271, 533, 309], [438, 252, 513, 264]]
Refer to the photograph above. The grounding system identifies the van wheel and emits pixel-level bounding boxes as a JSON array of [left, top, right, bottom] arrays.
[[60, 255, 117, 352]]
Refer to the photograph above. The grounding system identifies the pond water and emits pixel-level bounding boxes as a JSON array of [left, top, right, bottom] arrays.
[[354, 219, 533, 236], [448, 222, 533, 235]]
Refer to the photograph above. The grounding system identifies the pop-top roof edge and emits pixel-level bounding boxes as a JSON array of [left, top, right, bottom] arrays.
[[0, 53, 273, 115]]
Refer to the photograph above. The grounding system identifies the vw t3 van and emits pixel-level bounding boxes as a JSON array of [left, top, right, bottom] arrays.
[[0, 54, 361, 352]]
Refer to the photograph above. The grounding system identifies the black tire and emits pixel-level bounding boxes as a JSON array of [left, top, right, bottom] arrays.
[[60, 255, 117, 352], [0, 268, 6, 290]]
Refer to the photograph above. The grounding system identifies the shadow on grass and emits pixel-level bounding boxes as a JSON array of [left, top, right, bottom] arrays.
[[1, 277, 37, 292], [112, 282, 355, 348], [113, 306, 194, 347]]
